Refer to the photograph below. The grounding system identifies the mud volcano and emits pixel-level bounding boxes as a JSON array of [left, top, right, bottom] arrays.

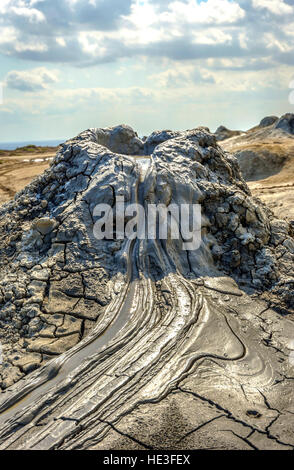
[[0, 125, 294, 450]]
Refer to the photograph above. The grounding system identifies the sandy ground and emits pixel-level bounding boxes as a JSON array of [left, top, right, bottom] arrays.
[[248, 181, 294, 222], [0, 152, 54, 205], [221, 133, 294, 222]]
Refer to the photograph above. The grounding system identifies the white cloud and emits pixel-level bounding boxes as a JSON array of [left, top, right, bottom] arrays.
[[0, 0, 46, 21], [14, 40, 48, 53], [5, 67, 59, 92], [161, 0, 245, 25], [238, 32, 249, 50], [284, 22, 294, 36], [121, 0, 243, 45], [0, 0, 250, 64], [0, 1, 292, 77], [252, 0, 293, 15], [78, 31, 107, 57], [148, 63, 216, 88], [0, 26, 17, 44], [3, 65, 289, 119], [10, 5, 46, 23], [56, 37, 66, 47], [264, 32, 293, 52], [206, 56, 273, 71], [192, 29, 232, 45]]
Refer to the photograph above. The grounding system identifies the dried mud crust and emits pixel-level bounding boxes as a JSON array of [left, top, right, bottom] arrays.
[[0, 125, 293, 450]]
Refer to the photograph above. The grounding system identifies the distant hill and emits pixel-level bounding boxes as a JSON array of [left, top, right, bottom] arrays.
[[0, 144, 59, 158]]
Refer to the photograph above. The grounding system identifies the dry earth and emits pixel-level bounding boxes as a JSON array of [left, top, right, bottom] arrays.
[[0, 147, 56, 206], [220, 117, 294, 222]]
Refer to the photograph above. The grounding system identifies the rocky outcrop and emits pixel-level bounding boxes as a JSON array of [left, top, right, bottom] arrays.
[[91, 124, 144, 155], [144, 129, 182, 154], [259, 116, 279, 128], [214, 125, 243, 141], [0, 126, 293, 450], [275, 113, 294, 135]]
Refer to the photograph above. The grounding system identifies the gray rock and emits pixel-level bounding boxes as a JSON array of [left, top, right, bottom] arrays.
[[144, 129, 182, 154], [259, 116, 279, 128], [275, 113, 294, 135], [214, 125, 243, 141], [92, 124, 144, 155]]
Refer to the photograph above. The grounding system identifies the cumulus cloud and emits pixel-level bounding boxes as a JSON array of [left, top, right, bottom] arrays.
[[252, 0, 293, 16], [0, 0, 292, 69], [5, 67, 59, 92], [160, 0, 245, 25], [0, 0, 133, 34], [149, 64, 216, 88]]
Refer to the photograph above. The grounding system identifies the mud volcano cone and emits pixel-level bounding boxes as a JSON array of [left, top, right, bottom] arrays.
[[0, 126, 294, 450]]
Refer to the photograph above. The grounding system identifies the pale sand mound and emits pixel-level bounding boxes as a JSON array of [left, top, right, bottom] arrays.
[[220, 114, 294, 221]]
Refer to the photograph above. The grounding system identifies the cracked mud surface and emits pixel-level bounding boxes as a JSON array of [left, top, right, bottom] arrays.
[[0, 125, 293, 450]]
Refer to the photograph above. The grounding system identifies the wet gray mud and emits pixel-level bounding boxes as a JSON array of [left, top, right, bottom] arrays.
[[0, 126, 294, 450]]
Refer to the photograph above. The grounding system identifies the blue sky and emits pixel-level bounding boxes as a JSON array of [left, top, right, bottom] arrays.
[[0, 0, 293, 142]]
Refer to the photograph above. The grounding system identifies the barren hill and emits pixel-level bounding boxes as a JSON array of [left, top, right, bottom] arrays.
[[219, 114, 294, 221]]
